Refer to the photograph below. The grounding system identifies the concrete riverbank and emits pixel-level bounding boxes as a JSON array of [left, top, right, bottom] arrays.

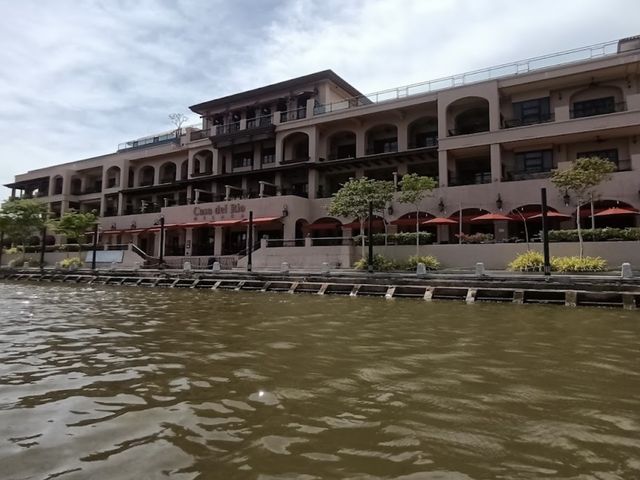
[[2, 267, 640, 310]]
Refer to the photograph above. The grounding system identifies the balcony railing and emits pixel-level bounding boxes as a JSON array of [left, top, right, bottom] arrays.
[[280, 107, 307, 122], [312, 39, 619, 116], [448, 124, 489, 136], [118, 131, 179, 151], [246, 114, 273, 129], [214, 122, 240, 135], [327, 151, 356, 161], [365, 144, 398, 155], [570, 101, 626, 118], [408, 137, 438, 149], [504, 170, 553, 182], [504, 113, 555, 128], [189, 128, 210, 141], [448, 172, 492, 186], [616, 158, 632, 172], [281, 156, 310, 165]]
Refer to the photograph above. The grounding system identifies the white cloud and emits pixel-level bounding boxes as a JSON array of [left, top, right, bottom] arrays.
[[0, 0, 638, 199]]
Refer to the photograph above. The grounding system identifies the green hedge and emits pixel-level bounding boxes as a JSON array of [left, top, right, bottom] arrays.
[[548, 227, 640, 242], [353, 232, 434, 246], [508, 250, 607, 272], [353, 254, 440, 271]]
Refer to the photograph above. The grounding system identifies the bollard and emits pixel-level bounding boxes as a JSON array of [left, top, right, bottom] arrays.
[[133, 262, 140, 271], [211, 261, 221, 272], [320, 262, 330, 275], [416, 262, 427, 277], [621, 262, 633, 279], [475, 262, 485, 277], [23, 262, 30, 269], [281, 262, 290, 274], [109, 262, 116, 271], [183, 261, 192, 271]]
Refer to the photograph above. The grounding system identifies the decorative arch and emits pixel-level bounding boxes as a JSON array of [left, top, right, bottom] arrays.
[[391, 211, 435, 232], [52, 175, 64, 195], [193, 150, 213, 175], [579, 199, 638, 229], [139, 166, 155, 186], [365, 124, 398, 155], [105, 166, 121, 188], [408, 117, 438, 148], [327, 130, 356, 160], [449, 207, 492, 236], [282, 132, 309, 163], [570, 85, 624, 118], [446, 96, 490, 136], [159, 162, 177, 183]]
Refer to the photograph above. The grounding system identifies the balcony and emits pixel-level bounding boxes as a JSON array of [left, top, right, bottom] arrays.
[[504, 113, 554, 128], [448, 123, 489, 136], [280, 108, 307, 123], [448, 172, 492, 186], [571, 100, 626, 119], [189, 129, 210, 141], [408, 136, 438, 149], [211, 116, 275, 148]]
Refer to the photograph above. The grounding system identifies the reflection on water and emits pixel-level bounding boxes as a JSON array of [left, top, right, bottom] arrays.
[[0, 282, 638, 479]]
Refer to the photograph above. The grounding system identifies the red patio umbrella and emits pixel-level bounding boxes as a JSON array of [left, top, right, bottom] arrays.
[[528, 211, 573, 220], [593, 207, 640, 217], [470, 212, 513, 222], [422, 217, 457, 225]]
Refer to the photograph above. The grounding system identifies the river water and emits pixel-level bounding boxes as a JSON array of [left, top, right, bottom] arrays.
[[0, 282, 638, 480]]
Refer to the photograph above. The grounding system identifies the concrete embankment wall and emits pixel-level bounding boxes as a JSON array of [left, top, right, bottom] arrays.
[[1, 250, 141, 267], [374, 241, 640, 270], [243, 241, 640, 270]]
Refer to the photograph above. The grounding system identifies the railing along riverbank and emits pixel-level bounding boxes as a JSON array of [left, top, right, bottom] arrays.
[[2, 267, 640, 310]]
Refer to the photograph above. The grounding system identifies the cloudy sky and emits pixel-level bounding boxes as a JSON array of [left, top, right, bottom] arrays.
[[0, 0, 638, 198]]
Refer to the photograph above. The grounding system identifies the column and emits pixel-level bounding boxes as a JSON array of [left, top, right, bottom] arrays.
[[184, 228, 193, 256], [355, 130, 366, 157], [438, 150, 448, 187], [308, 168, 319, 199], [274, 172, 283, 195], [396, 120, 408, 151], [490, 143, 502, 183], [213, 227, 223, 256]]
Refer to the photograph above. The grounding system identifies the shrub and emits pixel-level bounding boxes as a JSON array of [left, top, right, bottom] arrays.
[[353, 254, 398, 271], [548, 227, 640, 242], [405, 255, 440, 270], [508, 251, 607, 272], [551, 256, 606, 272], [508, 250, 545, 272], [8, 256, 40, 268], [455, 232, 494, 244], [60, 257, 85, 269]]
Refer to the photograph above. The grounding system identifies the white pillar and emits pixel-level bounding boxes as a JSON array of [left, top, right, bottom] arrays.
[[213, 227, 223, 256], [490, 143, 502, 183], [438, 150, 448, 187]]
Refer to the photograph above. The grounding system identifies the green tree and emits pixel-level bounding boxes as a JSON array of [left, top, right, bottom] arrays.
[[327, 177, 395, 258], [551, 156, 615, 257], [51, 210, 99, 259], [0, 199, 48, 255], [398, 173, 437, 254]]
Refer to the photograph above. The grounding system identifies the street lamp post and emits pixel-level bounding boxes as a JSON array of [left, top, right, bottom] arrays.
[[367, 201, 373, 273], [39, 225, 47, 271], [158, 216, 165, 265], [0, 231, 4, 268], [247, 211, 253, 272], [91, 222, 99, 270], [541, 188, 551, 277]]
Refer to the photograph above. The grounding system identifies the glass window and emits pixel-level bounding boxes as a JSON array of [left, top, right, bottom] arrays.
[[515, 150, 553, 172], [512, 97, 551, 125], [572, 97, 615, 118], [576, 148, 618, 165]]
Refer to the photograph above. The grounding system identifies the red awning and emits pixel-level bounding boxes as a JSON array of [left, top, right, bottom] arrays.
[[391, 217, 434, 227], [122, 228, 148, 234], [593, 207, 640, 217], [179, 222, 213, 229], [101, 230, 121, 235], [305, 222, 342, 231], [146, 223, 180, 232], [209, 219, 243, 227], [471, 213, 514, 222], [342, 220, 385, 229], [422, 217, 457, 225], [240, 216, 283, 225], [528, 211, 572, 220]]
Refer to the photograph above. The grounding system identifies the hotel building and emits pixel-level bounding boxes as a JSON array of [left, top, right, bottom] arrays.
[[6, 35, 640, 268]]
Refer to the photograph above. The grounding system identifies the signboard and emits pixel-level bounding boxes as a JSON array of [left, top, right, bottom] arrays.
[[84, 251, 124, 263], [193, 203, 246, 221]]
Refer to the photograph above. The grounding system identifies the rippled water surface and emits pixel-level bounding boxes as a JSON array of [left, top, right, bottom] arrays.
[[0, 282, 639, 479]]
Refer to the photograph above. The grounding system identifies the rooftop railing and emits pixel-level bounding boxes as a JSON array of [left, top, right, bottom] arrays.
[[313, 39, 620, 116], [118, 131, 179, 152]]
